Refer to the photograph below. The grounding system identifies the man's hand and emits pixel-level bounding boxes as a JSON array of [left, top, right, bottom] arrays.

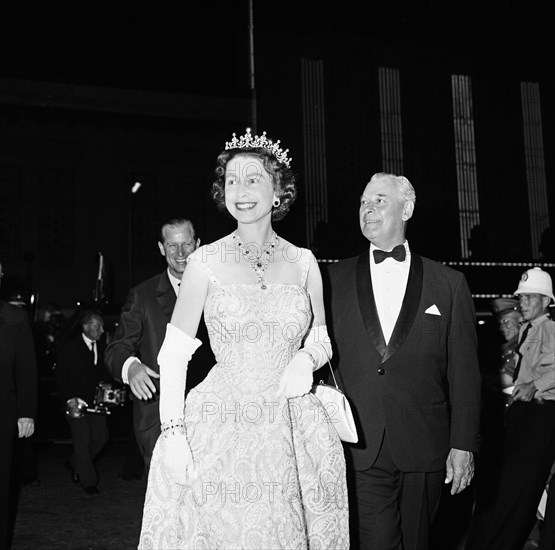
[[445, 448, 474, 495], [18, 417, 34, 438], [499, 372, 514, 390], [128, 360, 160, 400], [512, 381, 538, 402]]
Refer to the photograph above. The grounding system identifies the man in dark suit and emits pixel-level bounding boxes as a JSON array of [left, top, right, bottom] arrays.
[[56, 309, 109, 496], [0, 261, 37, 549], [324, 172, 481, 550], [105, 217, 213, 470]]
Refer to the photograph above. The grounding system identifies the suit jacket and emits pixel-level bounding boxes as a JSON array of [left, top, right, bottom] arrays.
[[104, 270, 213, 433], [0, 300, 37, 434], [55, 333, 108, 405], [324, 251, 481, 472]]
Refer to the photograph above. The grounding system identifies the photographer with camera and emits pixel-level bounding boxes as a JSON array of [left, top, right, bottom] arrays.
[[55, 310, 111, 496]]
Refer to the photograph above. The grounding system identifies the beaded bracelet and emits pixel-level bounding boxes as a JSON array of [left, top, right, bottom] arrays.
[[161, 418, 185, 431], [160, 419, 185, 439], [160, 427, 185, 439]]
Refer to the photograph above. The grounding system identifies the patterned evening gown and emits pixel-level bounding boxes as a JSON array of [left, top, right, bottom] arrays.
[[138, 247, 349, 549]]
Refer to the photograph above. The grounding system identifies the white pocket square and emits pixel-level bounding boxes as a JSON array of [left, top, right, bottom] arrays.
[[425, 304, 441, 316]]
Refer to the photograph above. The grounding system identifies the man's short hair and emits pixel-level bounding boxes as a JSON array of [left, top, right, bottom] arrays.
[[80, 309, 102, 326], [158, 218, 195, 244], [370, 172, 416, 203]]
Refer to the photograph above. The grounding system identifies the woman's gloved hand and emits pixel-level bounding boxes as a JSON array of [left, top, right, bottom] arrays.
[[160, 431, 194, 485], [278, 351, 314, 398]]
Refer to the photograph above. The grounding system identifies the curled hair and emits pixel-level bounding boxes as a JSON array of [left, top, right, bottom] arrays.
[[211, 148, 297, 222]]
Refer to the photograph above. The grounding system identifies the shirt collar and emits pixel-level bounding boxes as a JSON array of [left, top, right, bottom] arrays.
[[527, 313, 552, 328], [167, 268, 181, 295], [82, 333, 95, 346]]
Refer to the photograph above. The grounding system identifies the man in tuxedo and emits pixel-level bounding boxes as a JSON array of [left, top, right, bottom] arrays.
[[105, 217, 213, 470], [56, 310, 109, 496], [324, 172, 481, 550], [0, 261, 37, 549]]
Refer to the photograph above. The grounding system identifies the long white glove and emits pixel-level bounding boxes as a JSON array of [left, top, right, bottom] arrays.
[[158, 323, 202, 484], [278, 325, 332, 398]]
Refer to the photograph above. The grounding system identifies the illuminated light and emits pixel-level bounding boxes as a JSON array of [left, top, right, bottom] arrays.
[[319, 260, 555, 267]]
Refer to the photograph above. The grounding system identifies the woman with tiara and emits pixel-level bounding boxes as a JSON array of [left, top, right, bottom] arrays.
[[138, 129, 349, 549]]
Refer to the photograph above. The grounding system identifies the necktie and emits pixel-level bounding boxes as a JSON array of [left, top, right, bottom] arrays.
[[512, 323, 531, 382], [373, 244, 406, 264], [90, 341, 97, 365]]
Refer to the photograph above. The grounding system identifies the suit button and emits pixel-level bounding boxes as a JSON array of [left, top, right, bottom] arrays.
[[377, 368, 385, 375]]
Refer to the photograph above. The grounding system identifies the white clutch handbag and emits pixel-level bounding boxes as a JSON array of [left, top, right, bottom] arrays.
[[311, 361, 359, 444]]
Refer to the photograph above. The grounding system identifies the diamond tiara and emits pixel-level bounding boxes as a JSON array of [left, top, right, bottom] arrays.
[[224, 128, 292, 168]]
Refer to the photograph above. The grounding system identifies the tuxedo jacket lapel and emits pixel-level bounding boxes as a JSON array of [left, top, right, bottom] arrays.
[[356, 252, 424, 363], [356, 252, 387, 357], [155, 271, 177, 319], [382, 254, 423, 363]]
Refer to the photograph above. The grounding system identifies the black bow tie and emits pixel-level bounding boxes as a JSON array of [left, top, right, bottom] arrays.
[[373, 244, 406, 264]]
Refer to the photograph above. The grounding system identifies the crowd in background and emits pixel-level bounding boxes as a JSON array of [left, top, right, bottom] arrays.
[[2, 258, 554, 549], [1, 181, 554, 550]]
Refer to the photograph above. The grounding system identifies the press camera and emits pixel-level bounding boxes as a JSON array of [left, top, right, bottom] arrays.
[[65, 381, 128, 419]]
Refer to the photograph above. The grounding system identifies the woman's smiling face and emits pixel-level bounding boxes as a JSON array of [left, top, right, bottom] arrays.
[[224, 155, 274, 224]]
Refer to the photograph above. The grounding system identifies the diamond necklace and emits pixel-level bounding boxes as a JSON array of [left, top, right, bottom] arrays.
[[232, 230, 279, 290]]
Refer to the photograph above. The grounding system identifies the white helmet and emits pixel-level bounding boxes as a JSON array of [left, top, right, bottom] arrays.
[[514, 267, 554, 305]]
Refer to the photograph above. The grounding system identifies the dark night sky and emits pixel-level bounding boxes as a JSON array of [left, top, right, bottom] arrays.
[[0, 0, 553, 306], [1, 1, 551, 96]]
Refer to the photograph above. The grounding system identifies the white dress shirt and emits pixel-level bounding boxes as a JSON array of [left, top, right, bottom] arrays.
[[82, 333, 97, 365], [168, 269, 182, 296], [121, 268, 181, 384], [369, 241, 411, 344]]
